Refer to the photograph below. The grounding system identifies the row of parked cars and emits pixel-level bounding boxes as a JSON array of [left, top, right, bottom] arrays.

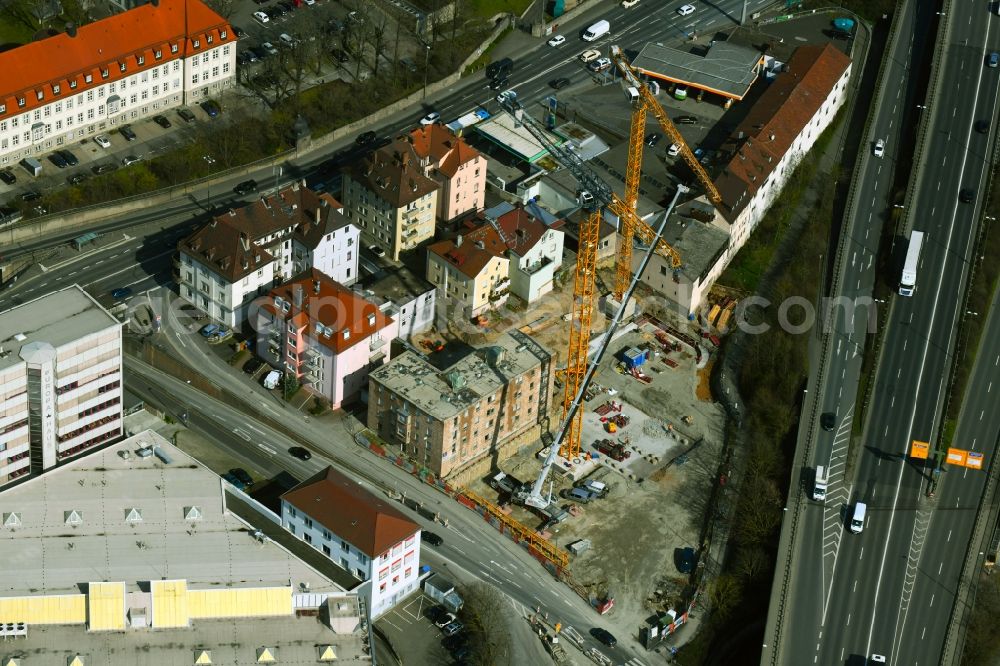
[[428, 605, 468, 661]]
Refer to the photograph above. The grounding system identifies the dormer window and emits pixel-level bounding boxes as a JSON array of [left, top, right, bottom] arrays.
[[84, 74, 92, 83], [155, 49, 162, 59], [52, 84, 60, 94], [220, 30, 227, 39], [119, 62, 126, 72], [342, 329, 351, 341], [101, 69, 108, 78], [171, 43, 179, 54], [367, 314, 376, 327], [35, 91, 43, 101], [193, 39, 200, 49], [17, 98, 25, 107], [0, 104, 6, 114], [70, 80, 77, 89], [137, 55, 144, 65], [207, 35, 213, 44]]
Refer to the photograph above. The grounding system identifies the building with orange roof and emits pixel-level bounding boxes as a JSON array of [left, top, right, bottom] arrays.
[[425, 223, 510, 317], [0, 0, 235, 167], [255, 269, 396, 408], [281, 466, 420, 619], [406, 123, 486, 223], [341, 138, 439, 261], [176, 182, 359, 328]]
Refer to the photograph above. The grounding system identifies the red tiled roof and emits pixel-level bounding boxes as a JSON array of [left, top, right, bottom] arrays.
[[494, 206, 549, 256], [282, 466, 418, 558], [261, 269, 393, 354], [714, 43, 851, 222], [408, 123, 482, 178], [0, 0, 232, 119], [428, 224, 506, 279], [346, 138, 438, 208], [179, 217, 274, 282]]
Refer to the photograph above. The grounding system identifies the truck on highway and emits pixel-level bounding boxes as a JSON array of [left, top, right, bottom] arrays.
[[582, 19, 610, 42], [898, 230, 925, 296], [812, 465, 828, 501]]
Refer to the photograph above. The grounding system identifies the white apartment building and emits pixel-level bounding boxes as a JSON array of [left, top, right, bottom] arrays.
[[0, 0, 235, 166], [281, 467, 422, 619], [177, 184, 360, 327], [0, 285, 123, 491]]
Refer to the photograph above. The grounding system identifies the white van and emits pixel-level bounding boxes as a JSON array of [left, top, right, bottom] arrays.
[[582, 19, 610, 42], [812, 465, 828, 501], [850, 502, 866, 533], [625, 86, 639, 103]]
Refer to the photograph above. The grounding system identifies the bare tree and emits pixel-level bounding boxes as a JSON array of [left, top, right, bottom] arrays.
[[461, 584, 513, 666], [203, 0, 235, 20]]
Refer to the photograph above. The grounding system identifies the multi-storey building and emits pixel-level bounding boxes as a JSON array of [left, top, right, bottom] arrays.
[[354, 265, 436, 340], [0, 285, 122, 490], [367, 331, 554, 478], [406, 123, 486, 222], [256, 269, 396, 408], [177, 183, 359, 327], [426, 225, 509, 317], [281, 466, 421, 619], [489, 204, 564, 304], [341, 139, 438, 261], [0, 0, 235, 167]]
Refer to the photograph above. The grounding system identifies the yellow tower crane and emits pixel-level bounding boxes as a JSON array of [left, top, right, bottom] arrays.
[[608, 45, 724, 301]]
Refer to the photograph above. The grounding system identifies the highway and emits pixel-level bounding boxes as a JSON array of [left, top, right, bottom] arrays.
[[778, 0, 1000, 664]]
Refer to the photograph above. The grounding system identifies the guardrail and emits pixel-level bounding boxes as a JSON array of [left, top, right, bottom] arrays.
[[763, 4, 906, 662]]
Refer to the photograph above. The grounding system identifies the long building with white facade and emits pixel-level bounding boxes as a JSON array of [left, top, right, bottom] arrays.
[[0, 285, 123, 491], [0, 0, 235, 167]]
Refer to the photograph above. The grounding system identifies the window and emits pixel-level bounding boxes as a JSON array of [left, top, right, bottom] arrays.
[[191, 75, 198, 85], [207, 35, 213, 44], [102, 69, 108, 78], [212, 66, 219, 78], [52, 84, 60, 95], [193, 39, 200, 49], [222, 62, 230, 74], [69, 80, 77, 89], [212, 50, 219, 60], [155, 49, 162, 59], [171, 43, 179, 54], [137, 55, 144, 65], [85, 74, 92, 83], [221, 30, 227, 39], [86, 91, 93, 102], [17, 98, 25, 108], [0, 104, 4, 114]]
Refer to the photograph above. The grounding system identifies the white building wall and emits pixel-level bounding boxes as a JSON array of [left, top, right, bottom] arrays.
[[179, 252, 276, 328], [294, 223, 360, 286]]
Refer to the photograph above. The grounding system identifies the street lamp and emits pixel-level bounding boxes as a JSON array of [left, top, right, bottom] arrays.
[[422, 42, 431, 99]]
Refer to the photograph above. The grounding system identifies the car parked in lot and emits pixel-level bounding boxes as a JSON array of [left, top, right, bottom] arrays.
[[443, 621, 463, 636], [20, 190, 41, 201], [674, 115, 697, 125], [93, 163, 118, 175], [48, 152, 68, 168], [234, 179, 258, 195], [674, 546, 697, 573], [229, 468, 253, 486], [0, 169, 15, 185], [120, 124, 138, 140], [289, 446, 312, 460], [153, 115, 172, 128], [579, 48, 601, 63], [331, 47, 350, 63], [177, 108, 196, 123], [94, 134, 112, 148], [253, 10, 269, 22], [200, 100, 221, 118], [58, 149, 79, 166], [367, 244, 386, 257], [243, 357, 265, 375], [200, 324, 221, 338], [122, 155, 142, 167], [68, 173, 89, 185], [645, 132, 661, 147], [667, 142, 681, 157]]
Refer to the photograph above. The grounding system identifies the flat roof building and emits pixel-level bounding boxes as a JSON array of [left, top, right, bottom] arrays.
[[0, 285, 123, 491], [630, 41, 764, 103]]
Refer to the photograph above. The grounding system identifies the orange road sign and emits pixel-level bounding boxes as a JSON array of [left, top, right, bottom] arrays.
[[910, 440, 930, 459], [966, 451, 985, 470], [947, 448, 968, 466]]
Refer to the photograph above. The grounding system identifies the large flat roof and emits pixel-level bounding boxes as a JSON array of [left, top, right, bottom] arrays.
[[0, 284, 120, 373], [631, 41, 763, 100], [0, 430, 344, 597], [474, 111, 565, 163]]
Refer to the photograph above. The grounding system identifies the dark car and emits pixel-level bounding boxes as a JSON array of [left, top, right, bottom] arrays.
[[278, 0, 294, 11], [58, 149, 79, 166], [243, 357, 265, 375], [331, 48, 350, 63], [960, 188, 975, 203], [489, 76, 509, 91], [820, 412, 836, 431], [177, 108, 196, 123], [442, 621, 464, 637], [200, 100, 221, 118], [427, 605, 450, 623], [93, 163, 118, 175], [251, 46, 270, 61], [442, 633, 468, 651], [233, 24, 249, 38], [229, 468, 253, 486], [289, 446, 312, 460], [645, 132, 661, 147], [153, 114, 172, 128], [68, 173, 89, 185], [0, 169, 16, 185], [674, 115, 698, 125], [674, 546, 697, 573], [120, 124, 138, 141], [48, 152, 68, 168], [422, 531, 444, 546], [549, 77, 570, 89], [111, 287, 133, 300], [975, 120, 989, 134], [20, 190, 41, 201], [591, 627, 617, 647], [234, 179, 258, 195], [222, 472, 247, 490], [486, 57, 513, 79], [356, 130, 377, 145]]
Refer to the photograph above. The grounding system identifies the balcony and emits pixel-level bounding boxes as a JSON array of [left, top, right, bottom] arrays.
[[369, 337, 385, 352], [522, 256, 553, 276]]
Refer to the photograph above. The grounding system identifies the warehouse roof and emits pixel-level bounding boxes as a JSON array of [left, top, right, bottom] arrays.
[[630, 41, 764, 100]]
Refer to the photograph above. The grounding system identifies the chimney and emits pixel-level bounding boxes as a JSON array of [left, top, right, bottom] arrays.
[[314, 207, 321, 223], [313, 279, 321, 294], [239, 232, 250, 251], [475, 240, 485, 250], [66, 23, 77, 37], [456, 234, 463, 247], [293, 284, 304, 309]]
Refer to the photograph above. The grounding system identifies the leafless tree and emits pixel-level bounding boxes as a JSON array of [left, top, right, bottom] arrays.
[[461, 583, 513, 666]]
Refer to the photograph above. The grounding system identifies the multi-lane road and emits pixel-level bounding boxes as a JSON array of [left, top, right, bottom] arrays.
[[777, 0, 1000, 664]]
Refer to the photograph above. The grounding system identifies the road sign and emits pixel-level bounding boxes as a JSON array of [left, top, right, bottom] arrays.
[[910, 440, 930, 459], [947, 448, 968, 466], [966, 451, 985, 470]]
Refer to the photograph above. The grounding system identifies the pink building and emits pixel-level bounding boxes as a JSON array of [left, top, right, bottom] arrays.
[[256, 269, 396, 408], [407, 124, 486, 223]]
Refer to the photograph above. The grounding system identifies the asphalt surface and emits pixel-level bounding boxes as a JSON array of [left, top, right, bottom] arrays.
[[779, 1, 1000, 664]]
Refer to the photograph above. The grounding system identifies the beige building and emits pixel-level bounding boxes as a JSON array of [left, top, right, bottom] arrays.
[[426, 224, 509, 317], [366, 331, 554, 478], [341, 139, 439, 261]]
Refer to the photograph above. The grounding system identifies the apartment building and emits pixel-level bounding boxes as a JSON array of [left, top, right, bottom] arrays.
[[0, 286, 123, 491], [367, 331, 554, 478], [341, 139, 438, 261], [426, 225, 509, 317], [354, 265, 436, 340], [0, 0, 235, 166], [490, 204, 564, 304], [406, 123, 486, 222], [256, 269, 396, 408], [177, 183, 359, 327], [281, 466, 421, 619]]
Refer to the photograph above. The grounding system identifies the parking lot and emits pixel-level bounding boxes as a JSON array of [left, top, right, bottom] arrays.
[[376, 594, 455, 665]]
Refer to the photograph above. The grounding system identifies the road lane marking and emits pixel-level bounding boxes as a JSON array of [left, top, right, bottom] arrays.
[[938, 562, 943, 574], [947, 530, 952, 542], [929, 594, 934, 607]]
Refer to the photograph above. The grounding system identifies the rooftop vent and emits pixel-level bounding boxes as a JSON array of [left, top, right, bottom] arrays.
[[66, 22, 77, 37]]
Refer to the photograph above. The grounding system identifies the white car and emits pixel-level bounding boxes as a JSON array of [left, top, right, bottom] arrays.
[[420, 112, 441, 125], [121, 155, 142, 167], [253, 10, 269, 23], [622, 0, 640, 6], [677, 3, 695, 16], [548, 35, 566, 47], [579, 49, 601, 63], [873, 138, 885, 158], [869, 656, 886, 665], [496, 89, 517, 105], [668, 143, 681, 157], [94, 134, 111, 148]]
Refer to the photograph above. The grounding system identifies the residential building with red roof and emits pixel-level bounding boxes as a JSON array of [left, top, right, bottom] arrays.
[[426, 223, 510, 317], [490, 203, 564, 303], [406, 123, 486, 223], [0, 0, 235, 167], [281, 466, 421, 619], [341, 138, 439, 261], [256, 269, 396, 408], [176, 182, 359, 328]]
